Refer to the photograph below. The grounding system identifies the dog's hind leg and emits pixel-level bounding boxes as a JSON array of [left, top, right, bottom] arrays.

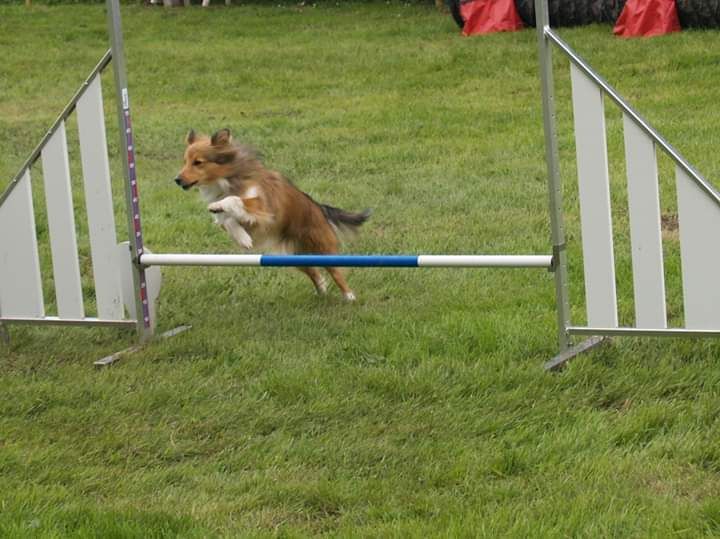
[[325, 267, 355, 301], [298, 267, 328, 295]]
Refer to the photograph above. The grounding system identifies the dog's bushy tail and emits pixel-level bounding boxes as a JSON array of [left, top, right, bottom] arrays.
[[320, 204, 372, 232]]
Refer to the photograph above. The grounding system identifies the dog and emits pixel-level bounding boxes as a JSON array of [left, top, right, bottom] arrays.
[[174, 128, 370, 301]]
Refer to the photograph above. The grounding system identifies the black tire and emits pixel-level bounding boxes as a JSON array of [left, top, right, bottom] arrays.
[[676, 0, 720, 27], [447, 0, 465, 29], [515, 0, 627, 27], [602, 0, 627, 22]]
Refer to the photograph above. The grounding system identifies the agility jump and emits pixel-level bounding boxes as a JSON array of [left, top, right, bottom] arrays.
[[1, 0, 719, 369]]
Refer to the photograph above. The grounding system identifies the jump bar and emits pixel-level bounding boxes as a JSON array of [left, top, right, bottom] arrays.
[[139, 253, 553, 268]]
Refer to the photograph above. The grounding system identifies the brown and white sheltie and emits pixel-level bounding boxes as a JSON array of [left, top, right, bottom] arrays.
[[173, 128, 370, 301]]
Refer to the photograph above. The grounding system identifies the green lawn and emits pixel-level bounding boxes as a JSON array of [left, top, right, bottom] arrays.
[[2, 2, 720, 537]]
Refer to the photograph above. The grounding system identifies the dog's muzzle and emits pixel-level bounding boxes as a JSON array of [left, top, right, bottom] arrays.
[[174, 177, 196, 191]]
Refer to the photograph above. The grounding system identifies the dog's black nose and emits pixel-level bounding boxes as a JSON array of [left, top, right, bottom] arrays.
[[174, 177, 183, 186]]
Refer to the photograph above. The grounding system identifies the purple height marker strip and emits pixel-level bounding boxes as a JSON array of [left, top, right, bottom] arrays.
[[122, 98, 151, 328]]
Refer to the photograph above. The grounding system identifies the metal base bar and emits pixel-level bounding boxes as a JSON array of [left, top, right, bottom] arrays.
[[0, 316, 136, 328], [544, 336, 606, 371], [139, 253, 553, 268], [568, 326, 720, 338], [94, 324, 192, 367]]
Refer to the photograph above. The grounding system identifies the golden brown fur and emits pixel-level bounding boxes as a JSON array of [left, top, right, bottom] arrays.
[[174, 128, 370, 300]]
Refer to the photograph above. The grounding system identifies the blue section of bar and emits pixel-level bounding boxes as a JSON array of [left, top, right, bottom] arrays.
[[259, 255, 419, 267]]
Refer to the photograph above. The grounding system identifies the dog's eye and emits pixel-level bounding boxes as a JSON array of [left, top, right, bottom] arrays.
[[193, 160, 203, 166]]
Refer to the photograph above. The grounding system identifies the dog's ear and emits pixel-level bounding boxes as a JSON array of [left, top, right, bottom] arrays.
[[208, 146, 235, 165], [185, 129, 197, 145], [211, 128, 232, 147]]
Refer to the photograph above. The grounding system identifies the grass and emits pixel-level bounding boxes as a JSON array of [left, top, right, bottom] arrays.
[[2, 2, 720, 536]]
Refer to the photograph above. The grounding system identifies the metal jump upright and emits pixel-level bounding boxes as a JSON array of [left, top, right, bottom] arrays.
[[533, 0, 720, 369]]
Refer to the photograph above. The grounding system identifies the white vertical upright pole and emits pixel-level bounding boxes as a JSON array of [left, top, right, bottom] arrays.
[[40, 123, 85, 319], [0, 171, 45, 318], [623, 115, 667, 329], [570, 64, 618, 328], [676, 166, 720, 329], [77, 75, 125, 320]]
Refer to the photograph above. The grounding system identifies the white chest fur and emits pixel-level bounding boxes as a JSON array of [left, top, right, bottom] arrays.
[[198, 178, 232, 203], [199, 179, 233, 225]]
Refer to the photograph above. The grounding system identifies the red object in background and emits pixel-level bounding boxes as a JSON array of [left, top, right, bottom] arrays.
[[614, 0, 682, 37], [460, 0, 525, 36]]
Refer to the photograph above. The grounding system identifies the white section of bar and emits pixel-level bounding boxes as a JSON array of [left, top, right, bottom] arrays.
[[77, 75, 124, 320], [41, 123, 84, 319], [417, 255, 552, 267], [570, 63, 618, 328], [676, 166, 720, 329], [140, 253, 263, 266], [623, 114, 667, 329], [0, 171, 45, 318]]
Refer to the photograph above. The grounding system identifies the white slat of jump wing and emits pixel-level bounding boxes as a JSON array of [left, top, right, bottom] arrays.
[[623, 114, 667, 328], [676, 166, 720, 329], [40, 123, 85, 319], [0, 171, 45, 317], [570, 63, 618, 327], [77, 76, 124, 320]]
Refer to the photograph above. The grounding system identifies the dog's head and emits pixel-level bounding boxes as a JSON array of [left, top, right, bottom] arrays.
[[174, 128, 236, 190]]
